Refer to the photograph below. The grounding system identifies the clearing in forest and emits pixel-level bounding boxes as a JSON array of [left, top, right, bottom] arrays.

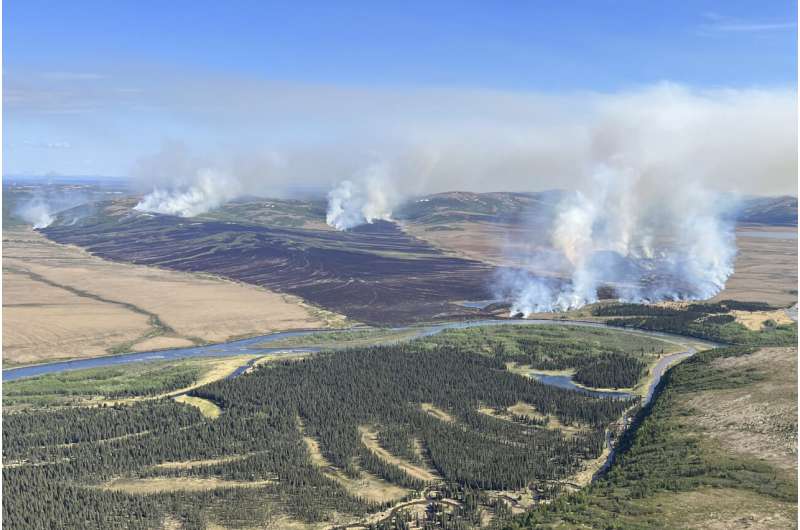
[[419, 403, 455, 423], [301, 434, 409, 503], [174, 395, 221, 419], [358, 425, 441, 482], [100, 477, 275, 494], [152, 454, 252, 470]]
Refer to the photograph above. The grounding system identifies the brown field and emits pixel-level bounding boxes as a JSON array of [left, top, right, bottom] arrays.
[[3, 228, 343, 365], [3, 268, 152, 365], [404, 221, 557, 272], [712, 229, 797, 307], [684, 347, 797, 476], [731, 309, 795, 330], [100, 477, 275, 494], [153, 455, 251, 470]]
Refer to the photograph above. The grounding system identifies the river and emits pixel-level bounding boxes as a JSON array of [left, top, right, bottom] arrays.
[[3, 318, 715, 391]]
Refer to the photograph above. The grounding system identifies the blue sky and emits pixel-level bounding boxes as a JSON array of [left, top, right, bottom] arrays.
[[3, 1, 797, 181]]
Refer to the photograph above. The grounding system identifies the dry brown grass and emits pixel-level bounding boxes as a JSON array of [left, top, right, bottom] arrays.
[[153, 455, 249, 470], [131, 336, 196, 352], [100, 477, 275, 494], [3, 228, 343, 365], [174, 395, 222, 419], [358, 425, 441, 482], [505, 401, 586, 436], [683, 347, 798, 475], [3, 269, 152, 365], [102, 355, 257, 407], [419, 403, 455, 423], [405, 221, 562, 275], [730, 309, 794, 330], [712, 229, 797, 307], [301, 434, 409, 503]]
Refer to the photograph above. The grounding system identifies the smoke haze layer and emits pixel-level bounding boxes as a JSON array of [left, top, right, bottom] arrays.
[[122, 83, 792, 309], [128, 83, 794, 219]]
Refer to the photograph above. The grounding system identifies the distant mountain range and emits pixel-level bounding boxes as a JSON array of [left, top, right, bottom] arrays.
[[736, 195, 797, 226], [398, 191, 798, 228]]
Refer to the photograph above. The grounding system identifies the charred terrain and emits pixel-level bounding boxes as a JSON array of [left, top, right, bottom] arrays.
[[38, 192, 798, 327], [42, 198, 494, 325]]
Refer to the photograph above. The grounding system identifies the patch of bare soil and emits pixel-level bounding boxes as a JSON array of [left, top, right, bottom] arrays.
[[684, 347, 797, 474]]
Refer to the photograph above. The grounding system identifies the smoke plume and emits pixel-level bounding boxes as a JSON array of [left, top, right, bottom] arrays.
[[498, 166, 738, 315], [16, 197, 55, 229], [134, 168, 241, 217], [13, 188, 97, 229], [326, 164, 396, 230]]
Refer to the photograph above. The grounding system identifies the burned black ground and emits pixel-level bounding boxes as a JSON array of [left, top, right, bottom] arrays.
[[42, 201, 494, 325]]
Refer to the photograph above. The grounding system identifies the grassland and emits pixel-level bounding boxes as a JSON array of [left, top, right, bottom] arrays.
[[507, 345, 798, 529], [174, 395, 222, 419], [254, 327, 422, 349], [713, 229, 797, 307], [3, 359, 204, 407], [2, 355, 255, 408], [3, 228, 340, 365]]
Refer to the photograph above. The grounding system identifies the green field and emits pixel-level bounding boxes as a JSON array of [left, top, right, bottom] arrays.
[[255, 327, 422, 349], [415, 324, 679, 389], [3, 359, 207, 407]]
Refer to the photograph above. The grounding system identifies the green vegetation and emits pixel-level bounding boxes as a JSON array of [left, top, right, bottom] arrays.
[[12, 321, 783, 529], [197, 198, 326, 228], [3, 325, 639, 529], [505, 344, 797, 529], [416, 325, 674, 389], [256, 327, 422, 349], [594, 301, 798, 346], [3, 359, 207, 407]]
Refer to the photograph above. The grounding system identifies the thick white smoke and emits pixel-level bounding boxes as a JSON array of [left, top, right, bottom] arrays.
[[501, 163, 738, 316], [16, 198, 54, 229], [326, 165, 395, 230], [134, 168, 242, 217], [490, 85, 786, 315]]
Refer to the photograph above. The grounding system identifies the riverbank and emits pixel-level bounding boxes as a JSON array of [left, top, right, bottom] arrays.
[[3, 318, 716, 382]]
